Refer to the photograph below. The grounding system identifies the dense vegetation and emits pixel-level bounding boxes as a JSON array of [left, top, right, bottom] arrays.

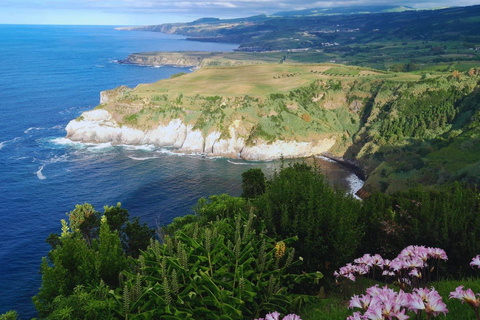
[[349, 73, 480, 193], [5, 164, 480, 319], [103, 64, 480, 192], [129, 5, 480, 70]]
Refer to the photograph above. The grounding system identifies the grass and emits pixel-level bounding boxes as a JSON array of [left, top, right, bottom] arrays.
[[130, 64, 418, 98]]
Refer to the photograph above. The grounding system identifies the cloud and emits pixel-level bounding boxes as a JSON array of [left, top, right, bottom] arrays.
[[3, 0, 480, 24]]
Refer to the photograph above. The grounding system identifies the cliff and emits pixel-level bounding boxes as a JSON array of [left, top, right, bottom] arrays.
[[120, 52, 285, 68], [119, 52, 215, 67], [66, 63, 480, 191], [66, 109, 335, 160]]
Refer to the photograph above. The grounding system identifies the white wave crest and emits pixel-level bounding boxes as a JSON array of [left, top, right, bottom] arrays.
[[0, 137, 21, 150], [128, 155, 159, 161], [36, 166, 46, 180], [227, 160, 255, 166], [157, 149, 185, 156], [87, 142, 113, 151], [24, 127, 44, 133], [49, 154, 69, 164], [346, 173, 364, 200], [316, 155, 337, 163], [51, 137, 87, 147], [120, 144, 156, 151]]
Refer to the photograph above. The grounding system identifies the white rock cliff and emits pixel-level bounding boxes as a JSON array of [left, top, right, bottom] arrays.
[[65, 110, 336, 160]]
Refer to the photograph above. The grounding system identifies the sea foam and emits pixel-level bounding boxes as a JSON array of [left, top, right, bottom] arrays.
[[36, 166, 46, 180], [346, 173, 364, 200]]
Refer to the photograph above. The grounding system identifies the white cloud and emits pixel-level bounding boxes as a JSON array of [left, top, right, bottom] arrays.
[[3, 0, 480, 25]]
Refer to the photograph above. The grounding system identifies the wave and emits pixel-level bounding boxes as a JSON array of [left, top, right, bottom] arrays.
[[346, 173, 364, 200], [0, 137, 21, 150], [24, 127, 44, 134], [119, 144, 156, 151], [227, 160, 255, 166], [49, 154, 69, 164], [157, 148, 185, 156], [36, 166, 46, 180], [51, 137, 87, 147], [87, 142, 113, 151], [316, 155, 337, 163], [128, 155, 159, 161]]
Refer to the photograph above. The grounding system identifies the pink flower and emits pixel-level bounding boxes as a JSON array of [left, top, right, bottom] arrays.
[[255, 312, 301, 320], [408, 292, 426, 313], [347, 312, 364, 320], [470, 255, 480, 268], [449, 285, 480, 308], [428, 248, 448, 260], [350, 294, 372, 310], [265, 312, 280, 320], [394, 308, 410, 320], [408, 268, 421, 278], [408, 287, 448, 317], [426, 293, 448, 316]]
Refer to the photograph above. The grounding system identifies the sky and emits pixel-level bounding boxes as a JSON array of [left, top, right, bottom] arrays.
[[2, 0, 480, 26]]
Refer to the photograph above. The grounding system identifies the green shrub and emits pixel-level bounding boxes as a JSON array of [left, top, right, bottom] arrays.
[[255, 163, 362, 276], [359, 183, 480, 276], [115, 205, 322, 319]]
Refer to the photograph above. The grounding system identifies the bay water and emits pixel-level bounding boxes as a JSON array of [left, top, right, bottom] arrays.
[[0, 25, 362, 318]]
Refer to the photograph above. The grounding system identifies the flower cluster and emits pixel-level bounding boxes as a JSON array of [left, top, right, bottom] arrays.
[[348, 285, 448, 320], [334, 246, 448, 286], [449, 285, 480, 308], [254, 311, 301, 320]]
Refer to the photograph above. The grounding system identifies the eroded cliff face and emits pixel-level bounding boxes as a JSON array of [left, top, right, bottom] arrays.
[[66, 110, 336, 160], [122, 53, 205, 67]]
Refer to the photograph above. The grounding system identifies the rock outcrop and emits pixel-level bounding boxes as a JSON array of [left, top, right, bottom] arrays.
[[66, 110, 336, 161], [120, 53, 210, 67]]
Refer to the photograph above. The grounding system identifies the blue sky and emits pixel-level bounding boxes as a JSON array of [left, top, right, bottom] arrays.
[[2, 0, 480, 25]]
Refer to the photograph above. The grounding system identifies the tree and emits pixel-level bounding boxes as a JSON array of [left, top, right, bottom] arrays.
[[256, 163, 362, 274], [33, 203, 154, 317], [241, 168, 266, 199], [95, 215, 126, 286]]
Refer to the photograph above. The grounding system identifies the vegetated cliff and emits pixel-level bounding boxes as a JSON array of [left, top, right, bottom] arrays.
[[66, 63, 480, 192], [119, 52, 214, 68], [120, 52, 286, 68]]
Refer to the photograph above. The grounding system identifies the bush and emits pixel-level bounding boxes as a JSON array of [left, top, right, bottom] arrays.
[[358, 183, 480, 276], [115, 200, 322, 319], [255, 163, 362, 276]]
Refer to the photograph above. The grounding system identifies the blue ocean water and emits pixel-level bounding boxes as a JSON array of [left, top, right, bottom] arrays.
[[0, 25, 361, 318]]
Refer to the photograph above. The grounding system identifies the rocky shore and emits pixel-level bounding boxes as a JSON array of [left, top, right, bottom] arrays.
[[118, 52, 213, 68], [65, 109, 336, 161]]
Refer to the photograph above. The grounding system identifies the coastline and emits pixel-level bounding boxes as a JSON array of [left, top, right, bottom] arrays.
[[65, 110, 337, 162]]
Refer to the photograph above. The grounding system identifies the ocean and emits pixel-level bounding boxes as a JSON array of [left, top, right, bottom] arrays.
[[0, 25, 362, 318]]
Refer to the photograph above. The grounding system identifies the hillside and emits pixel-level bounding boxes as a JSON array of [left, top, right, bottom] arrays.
[[66, 63, 480, 192], [119, 5, 480, 70]]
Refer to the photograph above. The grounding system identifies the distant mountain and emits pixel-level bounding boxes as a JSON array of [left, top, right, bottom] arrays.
[[272, 5, 416, 17], [122, 4, 480, 54]]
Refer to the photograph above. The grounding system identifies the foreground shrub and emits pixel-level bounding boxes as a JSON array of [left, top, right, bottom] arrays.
[[115, 206, 322, 319], [255, 162, 362, 276]]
